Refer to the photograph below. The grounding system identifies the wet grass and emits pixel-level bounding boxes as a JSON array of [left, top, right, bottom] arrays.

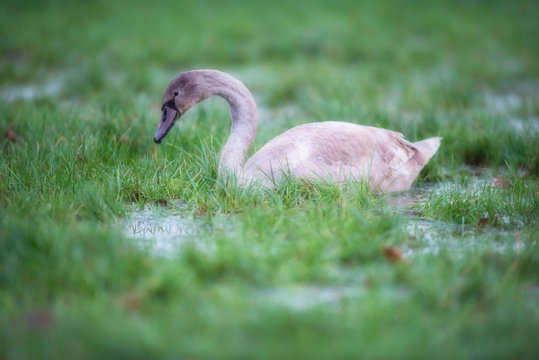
[[417, 172, 539, 226], [1, 0, 539, 359]]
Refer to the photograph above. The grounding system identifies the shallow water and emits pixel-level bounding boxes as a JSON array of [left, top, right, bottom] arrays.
[[484, 92, 523, 114], [122, 165, 527, 261], [387, 180, 525, 257], [403, 218, 521, 258], [121, 201, 210, 257], [255, 285, 365, 311], [1, 78, 63, 102], [120, 179, 526, 310], [254, 264, 412, 311], [509, 117, 539, 135], [122, 176, 520, 259]]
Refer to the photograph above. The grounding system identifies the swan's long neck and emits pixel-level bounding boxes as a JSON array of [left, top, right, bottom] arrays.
[[204, 71, 258, 176]]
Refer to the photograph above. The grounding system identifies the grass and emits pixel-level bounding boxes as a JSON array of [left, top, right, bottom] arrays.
[[1, 0, 539, 359], [416, 172, 539, 226]]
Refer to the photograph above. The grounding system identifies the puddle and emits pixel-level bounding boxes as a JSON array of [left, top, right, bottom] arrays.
[[255, 281, 410, 311], [385, 176, 528, 258], [254, 267, 410, 311], [385, 173, 499, 209], [484, 92, 523, 113], [384, 187, 429, 208], [255, 285, 365, 311], [121, 171, 527, 260], [403, 218, 523, 258], [509, 117, 539, 135], [1, 78, 63, 102], [122, 201, 211, 257]]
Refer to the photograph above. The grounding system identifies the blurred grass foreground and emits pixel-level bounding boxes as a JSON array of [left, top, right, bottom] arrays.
[[1, 0, 538, 359]]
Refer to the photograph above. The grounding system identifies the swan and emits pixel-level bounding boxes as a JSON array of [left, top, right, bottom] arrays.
[[154, 69, 441, 192]]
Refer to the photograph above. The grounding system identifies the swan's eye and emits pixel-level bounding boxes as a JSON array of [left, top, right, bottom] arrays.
[[174, 91, 179, 96]]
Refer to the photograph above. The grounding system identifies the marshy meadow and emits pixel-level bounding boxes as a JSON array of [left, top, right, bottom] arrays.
[[1, 0, 538, 359]]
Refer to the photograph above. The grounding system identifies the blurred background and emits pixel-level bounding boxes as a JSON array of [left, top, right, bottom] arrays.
[[2, 0, 537, 97]]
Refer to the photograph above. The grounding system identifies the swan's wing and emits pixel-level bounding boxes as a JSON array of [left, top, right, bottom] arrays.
[[380, 129, 417, 170], [243, 122, 419, 185]]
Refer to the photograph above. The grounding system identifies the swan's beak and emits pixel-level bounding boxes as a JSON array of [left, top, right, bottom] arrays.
[[154, 106, 180, 144]]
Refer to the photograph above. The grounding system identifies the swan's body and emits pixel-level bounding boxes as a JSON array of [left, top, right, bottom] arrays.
[[154, 69, 441, 192]]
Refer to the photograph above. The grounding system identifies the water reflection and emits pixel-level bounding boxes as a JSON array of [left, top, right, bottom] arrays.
[[122, 201, 208, 257], [403, 219, 518, 258], [255, 285, 365, 311]]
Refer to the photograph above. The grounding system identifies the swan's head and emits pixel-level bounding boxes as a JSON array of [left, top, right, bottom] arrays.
[[154, 71, 212, 144]]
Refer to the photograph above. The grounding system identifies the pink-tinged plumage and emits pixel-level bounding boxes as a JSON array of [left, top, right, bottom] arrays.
[[156, 69, 441, 193]]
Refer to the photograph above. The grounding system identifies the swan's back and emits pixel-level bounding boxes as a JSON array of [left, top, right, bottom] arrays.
[[243, 121, 440, 192]]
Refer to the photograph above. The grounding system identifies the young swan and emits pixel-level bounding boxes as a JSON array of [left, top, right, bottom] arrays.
[[154, 69, 441, 192]]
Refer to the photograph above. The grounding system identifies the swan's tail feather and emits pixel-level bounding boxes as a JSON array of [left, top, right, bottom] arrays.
[[413, 137, 442, 166]]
